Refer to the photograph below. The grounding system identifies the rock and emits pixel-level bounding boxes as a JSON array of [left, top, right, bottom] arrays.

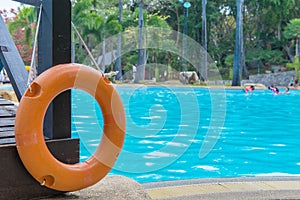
[[179, 71, 200, 84], [42, 176, 152, 200]]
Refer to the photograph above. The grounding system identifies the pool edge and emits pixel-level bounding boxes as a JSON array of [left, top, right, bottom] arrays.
[[143, 176, 300, 199]]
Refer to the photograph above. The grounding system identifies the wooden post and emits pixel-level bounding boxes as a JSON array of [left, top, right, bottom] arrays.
[[0, 59, 3, 73], [38, 0, 71, 139], [0, 1, 79, 198]]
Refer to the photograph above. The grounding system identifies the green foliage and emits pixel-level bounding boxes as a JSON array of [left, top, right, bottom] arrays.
[[147, 13, 169, 28], [8, 0, 300, 80], [7, 7, 36, 47], [283, 18, 300, 40], [287, 55, 300, 80], [260, 49, 287, 66], [224, 54, 234, 68]]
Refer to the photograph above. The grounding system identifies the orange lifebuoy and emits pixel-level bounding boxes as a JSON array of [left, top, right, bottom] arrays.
[[14, 63, 126, 191]]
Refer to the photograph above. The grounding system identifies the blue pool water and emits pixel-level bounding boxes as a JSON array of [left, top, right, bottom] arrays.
[[71, 86, 300, 183]]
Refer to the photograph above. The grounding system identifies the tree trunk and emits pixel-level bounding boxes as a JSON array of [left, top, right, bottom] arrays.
[[242, 48, 249, 79], [176, 9, 180, 46], [296, 37, 299, 56], [116, 0, 122, 80], [136, 0, 145, 83], [232, 0, 244, 86], [284, 45, 295, 62], [102, 37, 106, 72], [201, 0, 207, 81]]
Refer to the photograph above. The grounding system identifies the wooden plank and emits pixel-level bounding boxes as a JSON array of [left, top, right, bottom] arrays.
[[0, 126, 14, 132], [0, 130, 14, 140], [0, 138, 79, 199], [0, 114, 15, 118], [0, 103, 14, 107], [0, 117, 14, 127], [0, 137, 15, 144], [0, 109, 15, 118], [0, 98, 16, 141], [0, 101, 14, 106]]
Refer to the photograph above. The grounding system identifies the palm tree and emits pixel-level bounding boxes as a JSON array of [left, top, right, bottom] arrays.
[[232, 0, 244, 86], [128, 0, 168, 83], [72, 0, 121, 69], [72, 0, 103, 62], [201, 0, 207, 82], [284, 18, 300, 57], [136, 0, 146, 83]]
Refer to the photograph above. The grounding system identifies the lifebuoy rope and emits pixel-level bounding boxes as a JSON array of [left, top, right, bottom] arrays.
[[27, 4, 42, 90], [71, 22, 103, 74]]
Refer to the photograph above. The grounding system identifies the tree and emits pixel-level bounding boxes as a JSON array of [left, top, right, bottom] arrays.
[[136, 0, 146, 83], [232, 0, 244, 86], [201, 0, 207, 81], [10, 0, 300, 81], [284, 18, 300, 57], [1, 7, 35, 65], [287, 55, 300, 80], [72, 0, 122, 67], [116, 0, 123, 80], [284, 18, 300, 80], [7, 7, 36, 47]]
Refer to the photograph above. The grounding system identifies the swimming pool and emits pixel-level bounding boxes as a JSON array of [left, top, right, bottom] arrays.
[[72, 86, 300, 183]]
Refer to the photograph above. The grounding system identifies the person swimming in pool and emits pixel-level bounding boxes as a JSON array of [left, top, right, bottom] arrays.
[[268, 85, 279, 94], [268, 85, 280, 95], [279, 86, 290, 94], [285, 87, 290, 94], [244, 85, 255, 93]]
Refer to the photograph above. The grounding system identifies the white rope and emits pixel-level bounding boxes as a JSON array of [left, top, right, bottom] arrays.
[[71, 22, 103, 74], [27, 4, 43, 90]]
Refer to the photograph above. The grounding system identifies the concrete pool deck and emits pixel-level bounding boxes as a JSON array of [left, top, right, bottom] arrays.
[[144, 176, 300, 199], [40, 176, 300, 200]]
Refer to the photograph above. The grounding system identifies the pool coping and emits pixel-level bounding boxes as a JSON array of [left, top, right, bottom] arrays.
[[143, 176, 300, 199]]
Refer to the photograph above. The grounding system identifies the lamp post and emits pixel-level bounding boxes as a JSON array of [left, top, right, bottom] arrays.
[[179, 0, 191, 75]]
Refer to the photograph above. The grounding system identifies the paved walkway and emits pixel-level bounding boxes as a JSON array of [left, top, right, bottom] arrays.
[[143, 177, 300, 199], [40, 176, 300, 199]]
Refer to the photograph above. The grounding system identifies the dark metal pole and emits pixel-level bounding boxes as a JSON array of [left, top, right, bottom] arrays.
[[38, 0, 71, 139], [182, 8, 189, 72], [182, 1, 191, 75], [182, 7, 187, 74]]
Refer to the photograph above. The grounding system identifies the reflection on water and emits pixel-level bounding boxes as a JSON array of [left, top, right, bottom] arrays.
[[72, 87, 300, 183]]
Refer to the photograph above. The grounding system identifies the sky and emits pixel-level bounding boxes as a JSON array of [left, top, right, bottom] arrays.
[[0, 1, 23, 11]]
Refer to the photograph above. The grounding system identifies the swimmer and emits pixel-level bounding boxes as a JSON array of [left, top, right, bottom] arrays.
[[244, 85, 255, 93], [268, 85, 279, 95], [284, 87, 290, 94], [278, 86, 289, 94]]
